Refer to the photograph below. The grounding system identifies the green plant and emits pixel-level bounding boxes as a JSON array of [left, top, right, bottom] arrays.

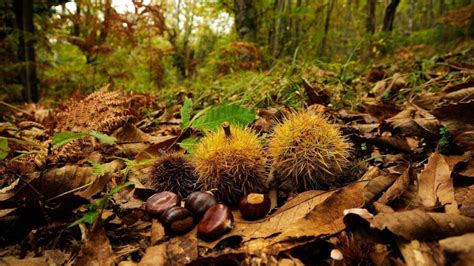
[[69, 181, 133, 227], [439, 125, 451, 154], [52, 131, 117, 149]]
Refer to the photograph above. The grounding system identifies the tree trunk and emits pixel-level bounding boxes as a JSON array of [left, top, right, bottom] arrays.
[[382, 0, 401, 32], [366, 0, 376, 34], [408, 0, 415, 32], [319, 0, 335, 57], [13, 0, 39, 102], [273, 0, 285, 57], [439, 0, 446, 15], [233, 0, 257, 42]]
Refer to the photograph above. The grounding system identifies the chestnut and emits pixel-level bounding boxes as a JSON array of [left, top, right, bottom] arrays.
[[160, 206, 194, 234], [145, 191, 181, 217], [185, 191, 217, 219], [197, 204, 233, 241], [239, 193, 271, 221]]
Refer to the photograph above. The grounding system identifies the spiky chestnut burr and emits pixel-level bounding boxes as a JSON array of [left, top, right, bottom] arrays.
[[269, 111, 351, 192], [191, 123, 268, 206], [148, 153, 198, 198]]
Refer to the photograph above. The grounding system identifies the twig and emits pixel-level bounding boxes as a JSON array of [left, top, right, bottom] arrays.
[[0, 101, 34, 118]]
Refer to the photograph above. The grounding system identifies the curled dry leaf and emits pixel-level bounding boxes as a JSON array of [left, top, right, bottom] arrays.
[[386, 105, 439, 137], [376, 167, 411, 207], [362, 174, 398, 203], [439, 233, 474, 255], [417, 153, 458, 214], [398, 240, 445, 266], [370, 210, 474, 241]]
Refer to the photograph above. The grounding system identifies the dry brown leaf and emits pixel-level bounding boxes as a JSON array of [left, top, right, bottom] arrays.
[[439, 233, 474, 255], [386, 106, 439, 137], [457, 158, 474, 177], [362, 174, 398, 203], [453, 131, 474, 151], [166, 236, 198, 265], [75, 160, 124, 199], [0, 250, 70, 266], [418, 153, 458, 214], [139, 244, 167, 266], [456, 185, 474, 217], [150, 219, 165, 245], [74, 220, 115, 266], [40, 165, 95, 199], [376, 167, 411, 206], [202, 181, 367, 255], [441, 87, 474, 103], [398, 240, 445, 266], [370, 210, 474, 241]]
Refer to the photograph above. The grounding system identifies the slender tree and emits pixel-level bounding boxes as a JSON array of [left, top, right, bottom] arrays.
[[13, 0, 39, 102], [366, 0, 376, 34], [382, 0, 401, 31], [233, 0, 257, 42], [319, 0, 335, 57]]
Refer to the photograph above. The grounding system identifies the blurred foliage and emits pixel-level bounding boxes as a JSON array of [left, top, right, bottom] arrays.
[[0, 0, 473, 108]]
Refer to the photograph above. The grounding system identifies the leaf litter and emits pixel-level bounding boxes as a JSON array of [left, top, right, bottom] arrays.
[[1, 50, 474, 265]]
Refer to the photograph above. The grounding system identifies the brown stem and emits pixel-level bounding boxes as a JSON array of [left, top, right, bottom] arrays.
[[222, 122, 231, 137]]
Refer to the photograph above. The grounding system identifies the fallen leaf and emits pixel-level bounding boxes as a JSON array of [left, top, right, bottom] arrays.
[[201, 181, 368, 255], [439, 233, 474, 255], [398, 240, 445, 266], [375, 167, 411, 207], [362, 174, 398, 203], [417, 153, 458, 214], [74, 219, 115, 266], [139, 244, 166, 266], [370, 210, 474, 241]]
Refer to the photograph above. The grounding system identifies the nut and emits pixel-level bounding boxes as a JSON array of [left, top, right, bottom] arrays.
[[145, 191, 181, 217], [239, 193, 271, 221], [197, 204, 233, 241], [185, 191, 217, 219], [160, 206, 194, 234]]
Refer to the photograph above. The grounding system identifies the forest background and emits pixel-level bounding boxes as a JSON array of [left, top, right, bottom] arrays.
[[1, 0, 473, 107]]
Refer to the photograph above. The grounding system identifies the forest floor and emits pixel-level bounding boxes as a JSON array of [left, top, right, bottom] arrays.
[[0, 43, 474, 265]]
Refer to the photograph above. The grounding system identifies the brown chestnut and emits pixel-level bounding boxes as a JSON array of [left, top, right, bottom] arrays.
[[185, 191, 217, 219], [239, 193, 271, 221], [197, 204, 233, 241], [160, 206, 194, 234], [145, 191, 181, 217]]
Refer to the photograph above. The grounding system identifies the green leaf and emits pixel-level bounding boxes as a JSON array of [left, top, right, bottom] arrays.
[[0, 139, 10, 160], [52, 131, 87, 148], [69, 211, 99, 227], [52, 131, 116, 149], [89, 131, 117, 145], [178, 137, 200, 153], [87, 160, 109, 177], [109, 181, 133, 195], [180, 98, 193, 129], [191, 104, 256, 131]]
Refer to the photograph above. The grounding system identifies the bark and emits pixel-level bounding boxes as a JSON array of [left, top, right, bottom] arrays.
[[233, 0, 257, 42], [366, 0, 376, 34], [382, 0, 401, 32], [13, 0, 39, 102]]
